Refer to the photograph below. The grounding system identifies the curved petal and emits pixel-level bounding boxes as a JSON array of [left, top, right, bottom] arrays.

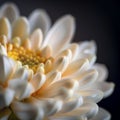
[[0, 44, 7, 56], [90, 81, 115, 98], [0, 55, 15, 84], [29, 9, 51, 36], [12, 17, 30, 40], [30, 29, 43, 50], [90, 108, 111, 120], [93, 63, 108, 82], [0, 87, 15, 109], [78, 89, 103, 103], [30, 72, 46, 91], [0, 2, 19, 23], [0, 17, 11, 38], [12, 101, 44, 120], [43, 15, 75, 55], [60, 96, 83, 113]]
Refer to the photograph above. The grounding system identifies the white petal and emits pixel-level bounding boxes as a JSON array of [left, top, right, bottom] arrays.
[[63, 58, 89, 77], [91, 81, 115, 98], [9, 68, 32, 100], [78, 89, 103, 103], [51, 102, 98, 119], [90, 108, 111, 120], [12, 101, 44, 120], [0, 55, 15, 84], [0, 45, 7, 56], [0, 87, 15, 109], [43, 15, 75, 55], [30, 29, 43, 50], [93, 63, 108, 82], [79, 41, 96, 54], [29, 9, 51, 36], [53, 56, 69, 73], [77, 69, 98, 88], [0, 17, 11, 38], [12, 17, 30, 40], [0, 2, 19, 23], [60, 96, 83, 113], [30, 72, 46, 91]]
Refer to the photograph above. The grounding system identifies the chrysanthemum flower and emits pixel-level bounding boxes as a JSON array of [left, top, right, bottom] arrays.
[[0, 3, 115, 120]]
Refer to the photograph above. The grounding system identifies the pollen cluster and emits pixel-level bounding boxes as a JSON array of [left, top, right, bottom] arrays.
[[7, 43, 47, 73]]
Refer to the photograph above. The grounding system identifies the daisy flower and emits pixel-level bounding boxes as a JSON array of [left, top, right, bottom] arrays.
[[0, 3, 115, 120]]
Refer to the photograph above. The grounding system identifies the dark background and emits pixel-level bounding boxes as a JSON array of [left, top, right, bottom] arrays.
[[0, 0, 119, 119]]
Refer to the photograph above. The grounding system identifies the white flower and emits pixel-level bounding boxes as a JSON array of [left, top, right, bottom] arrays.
[[0, 3, 115, 120]]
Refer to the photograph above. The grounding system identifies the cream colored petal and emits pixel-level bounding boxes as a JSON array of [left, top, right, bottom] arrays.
[[0, 2, 19, 23], [78, 69, 98, 88], [30, 72, 46, 91], [12, 101, 44, 120], [30, 29, 43, 50], [60, 96, 83, 113], [41, 45, 52, 58], [56, 49, 72, 62], [79, 41, 96, 54], [46, 71, 61, 85], [12, 17, 30, 40], [0, 55, 15, 84], [0, 45, 7, 56], [53, 56, 69, 73], [51, 102, 98, 119], [43, 15, 75, 55], [0, 87, 15, 109], [90, 81, 115, 98], [0, 17, 11, 38], [63, 58, 89, 77], [78, 89, 103, 103], [29, 9, 51, 36], [90, 108, 111, 120], [43, 79, 79, 99], [93, 63, 108, 82], [8, 68, 32, 100]]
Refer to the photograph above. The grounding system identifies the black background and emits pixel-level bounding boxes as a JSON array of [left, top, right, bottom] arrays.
[[0, 0, 119, 119]]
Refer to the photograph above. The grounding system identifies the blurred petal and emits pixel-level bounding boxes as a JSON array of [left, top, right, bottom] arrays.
[[0, 87, 15, 109], [0, 55, 15, 84], [0, 44, 7, 56], [0, 2, 19, 23], [29, 9, 51, 36], [0, 17, 11, 38], [93, 63, 108, 82], [43, 15, 75, 55], [0, 108, 11, 119], [12, 101, 44, 120], [12, 17, 30, 40], [90, 108, 111, 120], [30, 29, 43, 50]]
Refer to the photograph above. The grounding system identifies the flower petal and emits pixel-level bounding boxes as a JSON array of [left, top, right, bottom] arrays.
[[0, 87, 15, 109], [43, 15, 75, 55], [90, 108, 111, 120], [90, 81, 115, 98], [76, 69, 98, 88], [63, 58, 89, 77], [93, 63, 108, 82], [0, 17, 11, 38], [12, 101, 44, 120], [0, 108, 11, 119], [0, 2, 19, 23], [30, 29, 43, 50], [9, 68, 32, 100], [30, 72, 46, 91], [0, 55, 15, 84], [12, 17, 30, 40], [60, 96, 83, 113], [78, 89, 103, 103], [29, 9, 51, 36], [0, 44, 7, 56]]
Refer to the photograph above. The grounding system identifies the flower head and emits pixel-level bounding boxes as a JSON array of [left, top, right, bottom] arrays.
[[0, 3, 115, 120]]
